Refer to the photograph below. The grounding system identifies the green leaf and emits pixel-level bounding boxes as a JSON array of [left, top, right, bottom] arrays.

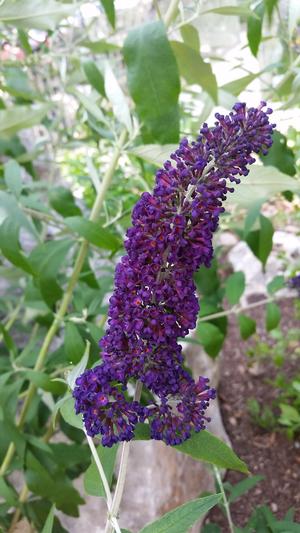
[[124, 21, 180, 143], [64, 323, 86, 366], [0, 216, 35, 274], [41, 505, 55, 533], [23, 370, 66, 394], [139, 494, 222, 533], [73, 88, 106, 123], [0, 477, 18, 506], [267, 275, 285, 294], [64, 216, 121, 251], [265, 302, 281, 331], [279, 404, 300, 425], [66, 340, 90, 389], [0, 104, 51, 138], [29, 239, 73, 307], [221, 73, 259, 96], [79, 39, 119, 54], [246, 214, 274, 268], [196, 323, 225, 358], [202, 6, 258, 18], [227, 165, 300, 208], [4, 160, 22, 198], [176, 431, 249, 473], [104, 62, 132, 133], [49, 186, 81, 217], [238, 314, 256, 340], [60, 396, 83, 430], [84, 444, 118, 497], [0, 0, 75, 30], [224, 271, 245, 306], [100, 0, 115, 28], [247, 1, 265, 57], [171, 41, 217, 103], [261, 131, 296, 176], [228, 475, 263, 503], [83, 60, 105, 97], [129, 144, 178, 167], [180, 24, 200, 51]]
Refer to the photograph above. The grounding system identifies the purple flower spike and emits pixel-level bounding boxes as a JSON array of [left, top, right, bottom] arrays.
[[73, 102, 275, 446]]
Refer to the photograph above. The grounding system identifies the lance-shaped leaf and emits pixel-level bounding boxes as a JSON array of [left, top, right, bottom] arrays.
[[171, 41, 218, 103], [124, 21, 180, 143], [64, 216, 121, 251], [0, 104, 51, 138], [84, 443, 118, 497], [0, 0, 75, 30], [139, 494, 222, 533]]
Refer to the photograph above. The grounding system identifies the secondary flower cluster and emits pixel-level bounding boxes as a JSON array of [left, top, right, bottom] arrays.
[[288, 274, 300, 296], [73, 102, 275, 447]]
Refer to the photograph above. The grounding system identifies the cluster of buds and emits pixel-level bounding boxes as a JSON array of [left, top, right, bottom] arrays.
[[74, 102, 275, 447]]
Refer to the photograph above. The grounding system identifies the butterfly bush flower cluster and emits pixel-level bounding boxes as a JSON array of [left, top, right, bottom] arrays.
[[73, 102, 275, 447]]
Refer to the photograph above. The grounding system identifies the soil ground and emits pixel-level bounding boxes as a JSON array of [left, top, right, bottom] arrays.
[[205, 297, 300, 531]]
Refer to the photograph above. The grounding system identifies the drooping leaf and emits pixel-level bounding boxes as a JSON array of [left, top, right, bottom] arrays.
[[60, 396, 83, 431], [100, 0, 115, 28], [201, 6, 258, 18], [224, 271, 245, 306], [66, 340, 90, 389], [104, 62, 132, 133], [238, 314, 256, 340], [49, 187, 81, 217], [171, 41, 218, 103], [247, 1, 265, 57], [64, 216, 121, 251], [196, 323, 225, 358], [29, 239, 73, 307], [0, 477, 18, 506], [0, 104, 51, 138], [246, 214, 274, 268], [0, 0, 75, 30], [265, 302, 281, 331], [176, 431, 249, 473], [124, 21, 180, 143], [0, 216, 35, 274], [139, 495, 222, 533], [64, 323, 86, 366], [83, 60, 105, 98], [180, 24, 200, 51], [261, 131, 296, 176], [4, 159, 23, 198], [84, 443, 118, 497]]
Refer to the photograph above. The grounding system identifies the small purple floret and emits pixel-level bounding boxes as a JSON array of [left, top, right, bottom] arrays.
[[288, 274, 300, 295], [73, 102, 275, 447]]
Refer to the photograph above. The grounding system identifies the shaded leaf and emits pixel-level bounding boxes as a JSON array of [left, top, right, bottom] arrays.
[[124, 21, 180, 143], [83, 60, 105, 97], [60, 396, 83, 430], [262, 131, 296, 176], [49, 187, 81, 217], [180, 24, 200, 51], [66, 340, 90, 389], [41, 505, 55, 533], [84, 443, 118, 497], [267, 275, 285, 294], [4, 159, 22, 198], [228, 475, 263, 503], [246, 214, 274, 267], [171, 41, 218, 103], [196, 323, 224, 358], [247, 1, 265, 57], [100, 0, 115, 28], [0, 216, 35, 274]]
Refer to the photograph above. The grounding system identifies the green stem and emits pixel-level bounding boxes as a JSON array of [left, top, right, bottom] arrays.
[[213, 466, 234, 533], [197, 293, 292, 324], [164, 0, 180, 27], [0, 129, 127, 478]]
